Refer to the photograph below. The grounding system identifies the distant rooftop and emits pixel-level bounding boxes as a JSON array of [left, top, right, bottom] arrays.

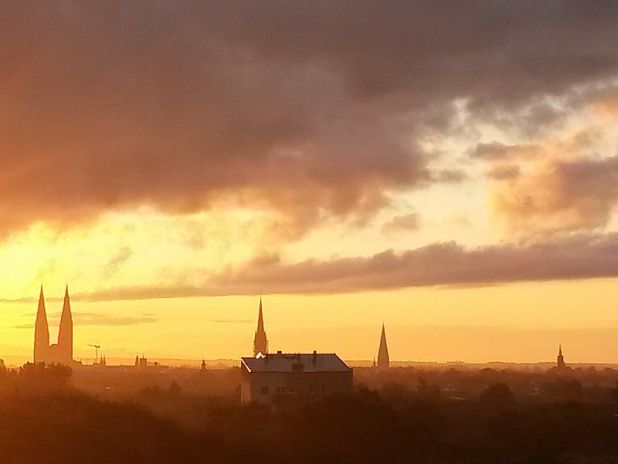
[[241, 352, 350, 373]]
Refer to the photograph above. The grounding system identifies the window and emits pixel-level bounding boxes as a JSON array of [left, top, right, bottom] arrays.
[[260, 386, 269, 395]]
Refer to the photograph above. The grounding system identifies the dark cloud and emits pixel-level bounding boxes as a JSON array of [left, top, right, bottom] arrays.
[[0, 1, 617, 236], [102, 246, 133, 278], [469, 142, 542, 161], [487, 164, 521, 181], [56, 233, 618, 300], [382, 213, 420, 234], [495, 155, 618, 232], [432, 169, 469, 183]]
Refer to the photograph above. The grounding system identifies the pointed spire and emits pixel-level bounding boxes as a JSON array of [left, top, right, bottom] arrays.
[[257, 297, 265, 332], [377, 323, 390, 369], [253, 297, 268, 357], [34, 286, 50, 364], [557, 344, 566, 369], [57, 284, 73, 365]]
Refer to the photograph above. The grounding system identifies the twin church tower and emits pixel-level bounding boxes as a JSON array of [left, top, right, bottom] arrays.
[[34, 286, 74, 366]]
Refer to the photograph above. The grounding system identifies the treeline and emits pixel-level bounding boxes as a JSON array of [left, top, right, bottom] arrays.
[[3, 365, 618, 463], [357, 366, 618, 402], [1, 386, 618, 462]]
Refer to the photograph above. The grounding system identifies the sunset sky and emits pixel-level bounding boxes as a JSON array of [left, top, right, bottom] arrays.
[[1, 2, 618, 365]]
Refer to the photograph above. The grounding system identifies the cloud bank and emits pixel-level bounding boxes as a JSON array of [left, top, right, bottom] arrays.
[[1, 1, 618, 237], [61, 233, 618, 300]]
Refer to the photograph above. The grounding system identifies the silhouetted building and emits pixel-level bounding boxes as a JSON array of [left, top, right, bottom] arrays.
[[34, 286, 50, 364], [240, 351, 352, 405], [377, 323, 390, 369], [557, 344, 566, 369], [136, 355, 148, 369], [253, 297, 268, 357], [34, 286, 74, 366]]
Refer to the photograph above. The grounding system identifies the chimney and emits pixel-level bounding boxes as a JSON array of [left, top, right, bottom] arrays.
[[312, 350, 317, 364]]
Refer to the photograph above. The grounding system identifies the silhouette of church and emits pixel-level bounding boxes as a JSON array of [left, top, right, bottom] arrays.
[[253, 297, 268, 357], [34, 286, 74, 366], [377, 323, 390, 368], [557, 344, 566, 369]]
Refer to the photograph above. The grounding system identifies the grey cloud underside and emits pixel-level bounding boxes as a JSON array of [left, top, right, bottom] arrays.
[[1, 1, 617, 234], [69, 233, 618, 300], [497, 155, 618, 231]]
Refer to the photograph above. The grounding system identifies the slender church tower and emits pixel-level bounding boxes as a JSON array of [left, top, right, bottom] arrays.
[[57, 285, 74, 365], [377, 323, 390, 369], [34, 286, 50, 364], [557, 344, 566, 369], [253, 297, 268, 357]]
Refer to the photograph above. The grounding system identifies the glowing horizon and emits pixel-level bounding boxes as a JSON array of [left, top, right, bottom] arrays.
[[1, 3, 617, 365]]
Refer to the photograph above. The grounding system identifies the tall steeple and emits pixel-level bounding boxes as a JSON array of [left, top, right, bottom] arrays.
[[34, 286, 50, 364], [377, 323, 390, 369], [57, 285, 74, 365], [557, 344, 566, 369], [253, 297, 268, 357]]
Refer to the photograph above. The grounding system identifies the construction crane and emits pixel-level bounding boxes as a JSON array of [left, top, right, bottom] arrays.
[[87, 344, 101, 364]]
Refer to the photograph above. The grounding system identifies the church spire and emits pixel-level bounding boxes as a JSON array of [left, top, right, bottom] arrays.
[[34, 286, 50, 364], [557, 344, 566, 369], [377, 323, 390, 369], [253, 297, 268, 357], [57, 285, 74, 365], [257, 297, 265, 333]]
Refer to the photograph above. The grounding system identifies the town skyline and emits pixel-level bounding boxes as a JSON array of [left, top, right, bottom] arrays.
[[2, 3, 618, 463], [0, 285, 613, 367], [1, 2, 618, 366]]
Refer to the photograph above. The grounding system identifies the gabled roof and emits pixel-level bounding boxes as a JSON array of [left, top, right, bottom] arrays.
[[241, 352, 350, 373]]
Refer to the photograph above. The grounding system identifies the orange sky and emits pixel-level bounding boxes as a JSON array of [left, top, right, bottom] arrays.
[[1, 3, 617, 365]]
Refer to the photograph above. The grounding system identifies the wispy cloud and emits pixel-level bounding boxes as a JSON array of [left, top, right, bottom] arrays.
[[10, 312, 157, 327], [102, 246, 133, 278]]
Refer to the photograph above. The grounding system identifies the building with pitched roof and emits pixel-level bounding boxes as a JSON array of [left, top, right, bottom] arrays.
[[240, 351, 352, 405]]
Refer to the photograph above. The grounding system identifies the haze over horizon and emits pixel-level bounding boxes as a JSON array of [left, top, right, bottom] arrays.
[[1, 1, 618, 364]]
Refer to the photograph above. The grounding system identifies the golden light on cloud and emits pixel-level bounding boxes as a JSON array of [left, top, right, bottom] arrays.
[[0, 1, 618, 365]]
